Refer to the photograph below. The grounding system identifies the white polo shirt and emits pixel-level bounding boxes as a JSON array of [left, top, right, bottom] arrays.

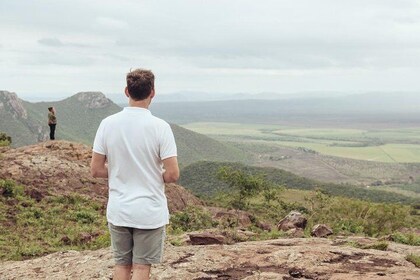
[[93, 107, 177, 229]]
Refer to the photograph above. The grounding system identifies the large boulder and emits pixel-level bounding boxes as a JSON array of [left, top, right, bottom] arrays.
[[277, 211, 307, 231]]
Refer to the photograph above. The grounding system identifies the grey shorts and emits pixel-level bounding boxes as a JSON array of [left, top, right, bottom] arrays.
[[108, 223, 166, 265]]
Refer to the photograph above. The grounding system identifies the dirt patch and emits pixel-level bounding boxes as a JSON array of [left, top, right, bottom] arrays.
[[370, 258, 398, 268], [198, 264, 328, 280], [270, 241, 297, 247], [325, 251, 399, 273], [325, 251, 369, 264], [201, 263, 285, 279], [170, 253, 195, 267]]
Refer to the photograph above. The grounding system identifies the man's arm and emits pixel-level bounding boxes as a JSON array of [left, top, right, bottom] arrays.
[[162, 156, 179, 183], [90, 152, 108, 178]]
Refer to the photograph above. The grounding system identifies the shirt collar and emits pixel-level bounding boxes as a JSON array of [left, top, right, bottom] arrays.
[[123, 107, 151, 114]]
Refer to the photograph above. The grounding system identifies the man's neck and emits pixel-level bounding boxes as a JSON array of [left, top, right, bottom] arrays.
[[128, 98, 151, 109]]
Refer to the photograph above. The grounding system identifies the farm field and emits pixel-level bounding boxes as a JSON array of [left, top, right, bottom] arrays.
[[181, 122, 420, 163]]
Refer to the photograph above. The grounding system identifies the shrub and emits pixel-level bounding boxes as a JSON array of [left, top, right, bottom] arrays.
[[347, 241, 389, 251], [217, 166, 281, 210], [169, 206, 217, 233], [390, 232, 420, 246], [304, 192, 415, 237], [361, 241, 389, 251], [53, 194, 85, 205], [0, 179, 24, 198], [406, 254, 420, 268], [0, 132, 12, 147], [74, 210, 96, 224]]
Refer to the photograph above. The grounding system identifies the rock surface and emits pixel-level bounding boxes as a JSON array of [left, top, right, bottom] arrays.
[[189, 232, 226, 245], [0, 237, 419, 280], [0, 91, 27, 119], [75, 92, 113, 109]]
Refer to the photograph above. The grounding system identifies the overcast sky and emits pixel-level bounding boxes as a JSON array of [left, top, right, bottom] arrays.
[[1, 0, 420, 99]]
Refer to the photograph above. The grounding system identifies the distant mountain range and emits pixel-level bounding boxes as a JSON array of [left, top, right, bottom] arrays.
[[106, 91, 354, 104], [106, 90, 420, 105], [150, 92, 420, 126], [0, 91, 247, 166]]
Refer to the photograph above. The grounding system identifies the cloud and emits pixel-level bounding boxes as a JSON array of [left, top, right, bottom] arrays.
[[2, 0, 420, 95], [93, 17, 128, 30], [37, 37, 96, 49], [38, 37, 64, 47]]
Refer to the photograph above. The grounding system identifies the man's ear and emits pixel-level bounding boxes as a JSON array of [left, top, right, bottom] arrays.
[[150, 88, 155, 99], [125, 87, 130, 98]]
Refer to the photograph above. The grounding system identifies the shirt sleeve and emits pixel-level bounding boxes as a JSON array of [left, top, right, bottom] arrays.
[[92, 120, 107, 155], [160, 123, 177, 160]]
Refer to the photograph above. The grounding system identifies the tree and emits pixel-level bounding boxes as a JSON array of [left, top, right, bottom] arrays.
[[217, 166, 277, 209]]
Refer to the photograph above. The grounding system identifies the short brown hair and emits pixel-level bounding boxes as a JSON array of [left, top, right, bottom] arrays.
[[126, 69, 155, 101]]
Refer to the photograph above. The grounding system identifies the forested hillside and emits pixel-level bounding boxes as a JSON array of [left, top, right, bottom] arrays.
[[180, 161, 419, 204]]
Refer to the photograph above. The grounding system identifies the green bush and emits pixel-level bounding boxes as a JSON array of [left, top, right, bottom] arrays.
[[390, 232, 420, 246], [0, 132, 12, 147], [52, 194, 84, 205], [0, 179, 24, 198], [305, 192, 415, 237], [406, 254, 420, 268], [169, 206, 217, 233], [74, 210, 96, 224], [360, 241, 389, 251]]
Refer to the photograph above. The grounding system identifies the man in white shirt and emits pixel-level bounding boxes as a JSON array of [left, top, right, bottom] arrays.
[[91, 69, 179, 280]]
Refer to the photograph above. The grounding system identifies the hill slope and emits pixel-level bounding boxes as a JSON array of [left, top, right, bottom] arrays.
[[0, 91, 46, 146], [180, 161, 419, 204], [23, 92, 122, 145], [0, 141, 203, 260], [170, 124, 248, 167], [0, 91, 249, 166]]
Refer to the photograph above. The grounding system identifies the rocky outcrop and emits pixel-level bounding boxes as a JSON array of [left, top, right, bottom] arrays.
[[165, 183, 204, 213], [0, 236, 419, 280], [277, 211, 307, 231], [0, 91, 27, 119], [189, 232, 226, 245], [0, 141, 203, 211], [312, 224, 333, 238], [74, 92, 113, 109], [0, 140, 106, 200]]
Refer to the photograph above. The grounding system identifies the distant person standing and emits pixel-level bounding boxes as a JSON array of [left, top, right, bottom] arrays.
[[90, 69, 179, 280], [47, 107, 57, 140]]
